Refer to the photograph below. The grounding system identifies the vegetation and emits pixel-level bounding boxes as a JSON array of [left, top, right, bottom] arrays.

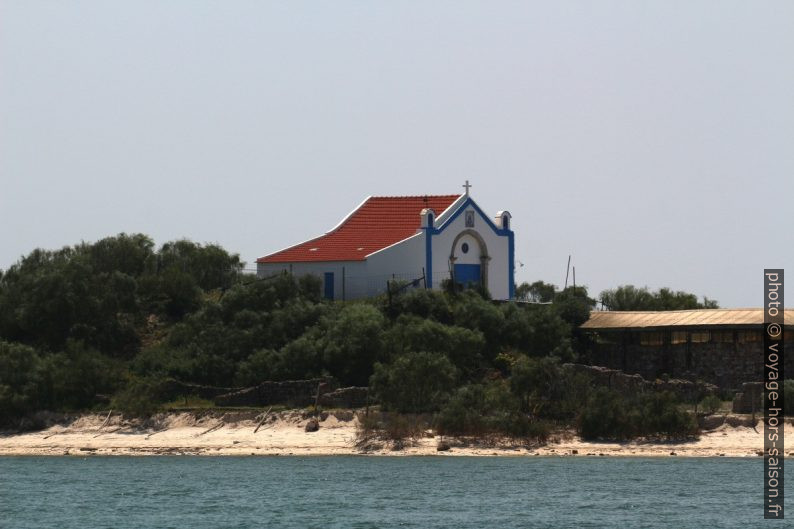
[[0, 233, 714, 441], [599, 285, 718, 311], [578, 389, 698, 440], [698, 395, 723, 415]]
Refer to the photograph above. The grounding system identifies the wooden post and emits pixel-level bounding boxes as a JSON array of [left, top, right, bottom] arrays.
[[254, 406, 273, 433], [314, 383, 322, 414]]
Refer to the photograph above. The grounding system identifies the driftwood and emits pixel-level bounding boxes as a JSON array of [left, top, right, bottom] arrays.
[[145, 428, 167, 440], [254, 407, 273, 434], [93, 426, 122, 438], [194, 422, 224, 438], [43, 411, 112, 439], [97, 410, 113, 432]]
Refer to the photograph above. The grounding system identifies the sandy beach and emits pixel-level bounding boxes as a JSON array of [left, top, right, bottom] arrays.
[[1, 410, 789, 458]]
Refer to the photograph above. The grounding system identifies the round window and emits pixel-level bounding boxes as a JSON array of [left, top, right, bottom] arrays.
[[461, 242, 469, 254]]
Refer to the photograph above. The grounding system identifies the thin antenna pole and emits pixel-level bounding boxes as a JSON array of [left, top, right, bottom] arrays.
[[573, 266, 576, 295], [564, 255, 571, 290]]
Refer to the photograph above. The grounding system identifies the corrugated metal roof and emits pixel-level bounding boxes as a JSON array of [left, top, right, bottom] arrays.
[[257, 195, 461, 263], [580, 309, 794, 330]]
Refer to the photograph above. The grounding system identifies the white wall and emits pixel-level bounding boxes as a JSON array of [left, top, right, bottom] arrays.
[[257, 198, 512, 300], [256, 233, 426, 300], [257, 260, 367, 300], [363, 232, 425, 283], [430, 204, 511, 300], [451, 232, 482, 265]]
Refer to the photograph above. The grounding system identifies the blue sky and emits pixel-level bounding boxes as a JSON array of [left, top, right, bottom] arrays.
[[1, 1, 792, 306]]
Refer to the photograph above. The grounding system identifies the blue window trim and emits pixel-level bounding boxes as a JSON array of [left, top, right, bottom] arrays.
[[324, 272, 334, 300]]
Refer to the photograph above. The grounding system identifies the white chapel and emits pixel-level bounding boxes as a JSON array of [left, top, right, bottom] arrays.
[[257, 183, 514, 300]]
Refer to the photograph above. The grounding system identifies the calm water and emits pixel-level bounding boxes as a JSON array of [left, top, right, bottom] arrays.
[[0, 456, 783, 528]]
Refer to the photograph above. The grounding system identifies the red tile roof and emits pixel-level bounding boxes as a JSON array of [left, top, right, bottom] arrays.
[[257, 195, 461, 263]]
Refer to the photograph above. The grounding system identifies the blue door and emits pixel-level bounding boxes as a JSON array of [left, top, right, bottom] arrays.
[[454, 264, 481, 287], [324, 272, 334, 300]]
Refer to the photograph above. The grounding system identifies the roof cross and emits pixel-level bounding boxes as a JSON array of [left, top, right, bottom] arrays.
[[462, 180, 472, 196]]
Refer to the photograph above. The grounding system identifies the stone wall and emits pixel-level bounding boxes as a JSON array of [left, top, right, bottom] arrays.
[[584, 334, 794, 391], [318, 387, 370, 409], [731, 382, 763, 414], [161, 379, 242, 401], [562, 363, 718, 402], [214, 378, 338, 407]]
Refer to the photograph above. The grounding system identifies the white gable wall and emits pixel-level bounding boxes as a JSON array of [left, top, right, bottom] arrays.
[[363, 232, 426, 287], [429, 203, 511, 300]]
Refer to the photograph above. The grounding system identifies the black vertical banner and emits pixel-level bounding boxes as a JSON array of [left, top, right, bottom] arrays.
[[764, 269, 784, 519]]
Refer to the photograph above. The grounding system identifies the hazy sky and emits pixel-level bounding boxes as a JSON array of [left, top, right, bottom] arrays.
[[1, 1, 792, 307]]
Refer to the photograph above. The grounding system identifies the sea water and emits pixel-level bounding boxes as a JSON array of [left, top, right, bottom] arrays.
[[0, 456, 782, 528]]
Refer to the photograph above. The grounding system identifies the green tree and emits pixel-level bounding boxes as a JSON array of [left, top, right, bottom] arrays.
[[383, 314, 486, 376], [320, 304, 386, 386], [370, 351, 458, 413], [515, 280, 556, 303], [0, 341, 45, 424], [554, 286, 596, 328], [600, 285, 719, 311], [42, 341, 120, 411]]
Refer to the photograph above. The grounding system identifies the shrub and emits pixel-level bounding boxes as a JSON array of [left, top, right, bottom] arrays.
[[436, 382, 549, 441], [370, 352, 457, 413], [382, 314, 486, 375], [638, 391, 698, 438], [111, 376, 166, 417], [578, 388, 633, 440], [699, 395, 722, 415], [321, 303, 386, 386], [436, 385, 487, 436], [509, 355, 590, 419], [387, 288, 453, 324], [578, 389, 697, 440], [235, 348, 280, 386], [0, 341, 45, 424], [42, 341, 120, 411]]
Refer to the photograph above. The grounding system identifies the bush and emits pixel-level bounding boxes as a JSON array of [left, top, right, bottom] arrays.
[[383, 314, 485, 376], [509, 355, 590, 419], [0, 341, 45, 424], [436, 385, 487, 436], [387, 288, 453, 324], [578, 389, 697, 440], [320, 303, 386, 386], [699, 395, 722, 415], [578, 388, 634, 440], [42, 341, 120, 411], [111, 376, 166, 417], [639, 391, 698, 438], [370, 352, 457, 413], [436, 382, 549, 441]]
